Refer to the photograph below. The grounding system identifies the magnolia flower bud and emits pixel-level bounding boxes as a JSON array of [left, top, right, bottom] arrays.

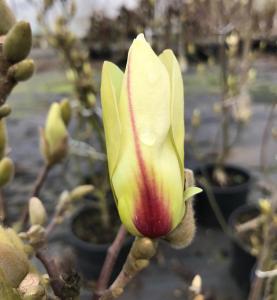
[[60, 98, 71, 126], [29, 197, 47, 226], [191, 109, 201, 128], [132, 238, 157, 260], [0, 105, 12, 119], [7, 59, 35, 81], [190, 274, 202, 294], [40, 102, 68, 165], [0, 157, 14, 187], [82, 62, 92, 77], [101, 34, 201, 238], [69, 185, 94, 201], [26, 225, 45, 246], [87, 93, 96, 107], [227, 74, 237, 92], [3, 21, 32, 63], [0, 0, 16, 35], [66, 69, 76, 82], [226, 32, 239, 47], [164, 199, 195, 249], [0, 226, 29, 287], [0, 119, 7, 159], [259, 198, 271, 215]]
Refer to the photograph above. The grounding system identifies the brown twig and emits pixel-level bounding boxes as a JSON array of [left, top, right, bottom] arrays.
[[235, 215, 265, 233], [0, 189, 6, 224], [259, 102, 276, 173], [248, 219, 273, 300], [36, 248, 66, 300], [31, 163, 51, 198], [45, 212, 60, 237], [0, 40, 16, 105], [99, 238, 157, 300], [93, 225, 127, 300], [18, 163, 51, 229]]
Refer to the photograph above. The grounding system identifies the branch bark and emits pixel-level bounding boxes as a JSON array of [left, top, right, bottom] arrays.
[[36, 248, 66, 300], [93, 225, 127, 299], [99, 238, 157, 300], [31, 163, 51, 198]]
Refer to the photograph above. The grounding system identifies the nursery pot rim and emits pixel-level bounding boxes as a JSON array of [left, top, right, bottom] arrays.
[[195, 163, 252, 194], [228, 203, 259, 255], [69, 203, 129, 251]]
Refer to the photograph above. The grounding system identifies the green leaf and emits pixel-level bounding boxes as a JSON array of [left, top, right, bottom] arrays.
[[183, 187, 202, 202]]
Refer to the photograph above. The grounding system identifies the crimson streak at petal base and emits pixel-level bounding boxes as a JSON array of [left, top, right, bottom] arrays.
[[134, 173, 171, 238], [127, 54, 171, 238]]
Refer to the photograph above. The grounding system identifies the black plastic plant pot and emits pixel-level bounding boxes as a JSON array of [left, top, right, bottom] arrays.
[[68, 204, 133, 281], [229, 204, 258, 295], [194, 163, 252, 227]]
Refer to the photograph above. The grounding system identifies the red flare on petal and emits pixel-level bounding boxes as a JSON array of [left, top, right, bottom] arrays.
[[127, 54, 171, 238], [134, 172, 172, 238]]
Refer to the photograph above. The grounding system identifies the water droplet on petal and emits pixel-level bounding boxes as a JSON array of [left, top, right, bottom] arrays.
[[140, 131, 156, 146]]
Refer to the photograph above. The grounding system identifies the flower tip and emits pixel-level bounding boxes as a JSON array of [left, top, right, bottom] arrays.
[[102, 60, 119, 74], [136, 33, 145, 41], [103, 60, 111, 68], [161, 49, 173, 55]]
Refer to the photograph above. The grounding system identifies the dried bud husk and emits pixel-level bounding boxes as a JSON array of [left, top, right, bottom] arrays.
[[0, 104, 12, 119], [0, 119, 7, 159], [0, 0, 16, 35], [60, 98, 71, 126], [165, 169, 197, 249], [164, 199, 196, 249], [7, 59, 35, 81], [0, 157, 14, 187], [0, 226, 29, 287], [3, 21, 32, 63], [29, 197, 47, 226], [40, 103, 68, 165], [69, 185, 94, 201], [18, 273, 46, 300]]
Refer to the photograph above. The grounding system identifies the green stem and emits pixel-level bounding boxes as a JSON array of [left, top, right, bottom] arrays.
[[94, 189, 110, 229], [218, 35, 229, 166], [199, 177, 231, 236]]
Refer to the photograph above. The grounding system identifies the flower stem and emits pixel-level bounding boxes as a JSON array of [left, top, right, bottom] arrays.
[[93, 225, 127, 300]]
